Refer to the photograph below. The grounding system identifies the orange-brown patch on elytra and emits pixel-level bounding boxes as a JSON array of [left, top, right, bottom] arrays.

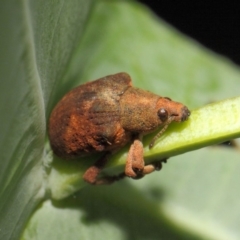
[[63, 114, 89, 155]]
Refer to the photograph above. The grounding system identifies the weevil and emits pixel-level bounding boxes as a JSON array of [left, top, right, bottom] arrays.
[[48, 72, 190, 185]]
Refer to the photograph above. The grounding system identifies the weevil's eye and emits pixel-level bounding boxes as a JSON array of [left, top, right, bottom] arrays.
[[158, 108, 168, 122], [164, 97, 172, 101]]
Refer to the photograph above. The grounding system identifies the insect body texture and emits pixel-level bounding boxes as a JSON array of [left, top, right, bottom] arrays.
[[49, 72, 190, 184]]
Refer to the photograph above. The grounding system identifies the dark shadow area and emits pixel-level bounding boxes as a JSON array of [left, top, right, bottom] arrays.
[[138, 1, 240, 65], [52, 181, 202, 240]]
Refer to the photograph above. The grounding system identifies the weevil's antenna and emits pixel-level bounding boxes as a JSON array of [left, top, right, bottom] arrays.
[[149, 117, 174, 149]]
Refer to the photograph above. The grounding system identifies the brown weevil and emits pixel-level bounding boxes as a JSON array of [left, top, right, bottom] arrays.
[[49, 73, 190, 185]]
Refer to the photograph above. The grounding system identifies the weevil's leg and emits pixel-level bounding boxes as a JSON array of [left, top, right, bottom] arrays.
[[125, 135, 144, 178], [143, 158, 168, 174], [83, 152, 126, 185], [132, 158, 168, 180], [83, 152, 109, 184]]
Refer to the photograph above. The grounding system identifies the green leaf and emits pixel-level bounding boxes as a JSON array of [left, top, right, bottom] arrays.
[[0, 1, 93, 239], [1, 0, 240, 239], [41, 1, 240, 238], [23, 149, 240, 240]]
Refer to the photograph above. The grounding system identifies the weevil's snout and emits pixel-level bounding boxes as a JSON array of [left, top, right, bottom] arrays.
[[171, 105, 191, 122], [181, 106, 191, 122], [156, 98, 190, 123], [150, 98, 190, 149]]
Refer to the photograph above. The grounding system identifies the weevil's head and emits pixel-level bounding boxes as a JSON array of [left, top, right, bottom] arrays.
[[149, 97, 191, 149], [156, 97, 190, 124]]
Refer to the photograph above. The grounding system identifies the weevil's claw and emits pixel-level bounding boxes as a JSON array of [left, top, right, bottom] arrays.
[[132, 173, 145, 180], [162, 159, 168, 163], [131, 158, 169, 180], [152, 161, 162, 171]]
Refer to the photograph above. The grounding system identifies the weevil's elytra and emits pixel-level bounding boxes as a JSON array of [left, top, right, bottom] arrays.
[[48, 72, 190, 185]]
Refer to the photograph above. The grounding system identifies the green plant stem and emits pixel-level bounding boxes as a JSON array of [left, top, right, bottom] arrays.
[[108, 96, 240, 168]]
